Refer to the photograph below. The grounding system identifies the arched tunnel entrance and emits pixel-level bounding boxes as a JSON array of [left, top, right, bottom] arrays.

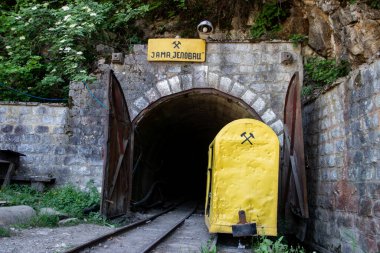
[[131, 88, 262, 208]]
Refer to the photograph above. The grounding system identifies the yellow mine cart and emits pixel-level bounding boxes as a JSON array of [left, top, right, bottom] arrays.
[[205, 118, 279, 236]]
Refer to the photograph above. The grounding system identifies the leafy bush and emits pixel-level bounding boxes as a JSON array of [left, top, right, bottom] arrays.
[[304, 57, 350, 87], [251, 1, 288, 39], [289, 34, 308, 46], [0, 1, 150, 102], [41, 183, 100, 218]]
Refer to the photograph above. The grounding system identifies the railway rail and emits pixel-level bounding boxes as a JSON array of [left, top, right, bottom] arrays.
[[64, 202, 200, 253]]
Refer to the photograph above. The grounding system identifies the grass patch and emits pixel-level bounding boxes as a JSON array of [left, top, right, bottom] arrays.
[[40, 183, 100, 218], [85, 211, 114, 227], [200, 239, 217, 253], [16, 214, 60, 228], [0, 227, 11, 237], [0, 181, 105, 228], [253, 236, 306, 253], [0, 185, 42, 209]]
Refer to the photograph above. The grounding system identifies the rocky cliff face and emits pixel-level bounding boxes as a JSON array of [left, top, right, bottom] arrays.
[[302, 0, 380, 66], [136, 0, 380, 67]]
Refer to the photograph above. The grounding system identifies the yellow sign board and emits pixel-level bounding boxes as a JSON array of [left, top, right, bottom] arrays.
[[147, 38, 206, 62]]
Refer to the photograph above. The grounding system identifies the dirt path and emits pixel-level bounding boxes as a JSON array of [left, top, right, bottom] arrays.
[[0, 224, 115, 253]]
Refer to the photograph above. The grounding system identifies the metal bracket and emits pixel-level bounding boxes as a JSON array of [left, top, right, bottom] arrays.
[[111, 53, 124, 64], [232, 210, 257, 237], [280, 52, 294, 65]]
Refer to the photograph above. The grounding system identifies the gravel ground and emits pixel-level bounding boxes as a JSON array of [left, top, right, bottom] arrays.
[[0, 208, 167, 253], [0, 224, 115, 253]]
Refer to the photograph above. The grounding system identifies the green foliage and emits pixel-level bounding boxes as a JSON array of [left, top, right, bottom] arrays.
[[250, 1, 288, 39], [0, 0, 150, 102], [368, 0, 380, 9], [0, 227, 11, 237], [0, 181, 101, 225], [304, 57, 350, 87], [301, 86, 313, 97], [342, 230, 359, 252], [289, 34, 308, 46], [200, 239, 217, 253], [41, 182, 100, 218], [253, 236, 306, 253], [19, 214, 60, 228], [0, 184, 42, 209], [349, 0, 380, 8]]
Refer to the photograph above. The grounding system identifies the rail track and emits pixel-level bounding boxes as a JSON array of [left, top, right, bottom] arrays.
[[64, 201, 208, 253]]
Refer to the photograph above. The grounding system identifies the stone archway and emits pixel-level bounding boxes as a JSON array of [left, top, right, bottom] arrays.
[[130, 73, 284, 145]]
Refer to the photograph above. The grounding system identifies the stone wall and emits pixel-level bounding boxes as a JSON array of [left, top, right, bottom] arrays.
[[65, 73, 108, 188], [0, 73, 107, 188], [303, 60, 380, 253]]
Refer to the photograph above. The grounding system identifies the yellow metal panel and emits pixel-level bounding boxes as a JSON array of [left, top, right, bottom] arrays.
[[205, 119, 279, 236], [147, 38, 206, 62]]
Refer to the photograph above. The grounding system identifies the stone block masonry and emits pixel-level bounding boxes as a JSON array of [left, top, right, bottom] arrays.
[[0, 42, 300, 190], [0, 71, 108, 188], [303, 60, 380, 253], [0, 102, 69, 181], [115, 42, 303, 137], [0, 42, 301, 187]]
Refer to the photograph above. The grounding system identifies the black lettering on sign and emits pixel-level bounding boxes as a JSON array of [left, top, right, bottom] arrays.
[[150, 50, 203, 61]]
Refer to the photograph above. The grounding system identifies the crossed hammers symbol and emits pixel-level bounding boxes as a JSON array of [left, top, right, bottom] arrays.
[[172, 41, 181, 49], [241, 132, 254, 145]]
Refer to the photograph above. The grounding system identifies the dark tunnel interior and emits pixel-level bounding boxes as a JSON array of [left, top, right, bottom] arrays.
[[131, 89, 260, 208]]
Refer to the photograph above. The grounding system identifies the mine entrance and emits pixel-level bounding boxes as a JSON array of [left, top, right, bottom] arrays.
[[131, 89, 261, 208]]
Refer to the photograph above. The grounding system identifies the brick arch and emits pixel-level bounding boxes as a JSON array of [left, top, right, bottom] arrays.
[[130, 72, 284, 144]]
